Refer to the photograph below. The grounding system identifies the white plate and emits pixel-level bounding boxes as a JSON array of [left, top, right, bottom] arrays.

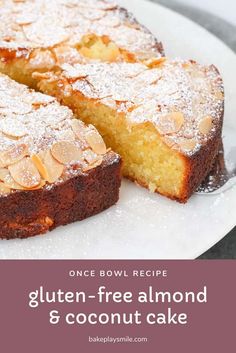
[[0, 0, 236, 259]]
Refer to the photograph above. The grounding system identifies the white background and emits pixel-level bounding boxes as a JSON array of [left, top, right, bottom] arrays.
[[175, 0, 236, 25]]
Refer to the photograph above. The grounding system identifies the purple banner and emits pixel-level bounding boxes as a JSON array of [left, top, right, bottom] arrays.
[[0, 261, 235, 352]]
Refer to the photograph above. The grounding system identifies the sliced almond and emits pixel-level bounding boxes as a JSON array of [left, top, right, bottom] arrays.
[[0, 182, 11, 195], [0, 144, 28, 167], [51, 141, 82, 164], [81, 8, 105, 21], [83, 149, 102, 165], [27, 49, 56, 70], [85, 128, 106, 155], [3, 171, 26, 190], [53, 45, 81, 66], [100, 14, 121, 28], [179, 138, 197, 152], [57, 129, 76, 141], [29, 180, 46, 190], [8, 157, 41, 189], [31, 154, 49, 180], [23, 21, 69, 47], [0, 118, 28, 138], [199, 115, 213, 135], [71, 119, 86, 140], [16, 13, 37, 25], [43, 150, 64, 184], [0, 168, 10, 182], [158, 112, 185, 135], [82, 158, 103, 172], [10, 102, 32, 115]]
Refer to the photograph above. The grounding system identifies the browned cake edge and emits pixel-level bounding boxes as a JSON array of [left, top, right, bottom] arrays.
[[180, 127, 223, 203], [0, 152, 122, 240], [179, 66, 224, 203], [126, 136, 222, 203], [126, 109, 223, 203]]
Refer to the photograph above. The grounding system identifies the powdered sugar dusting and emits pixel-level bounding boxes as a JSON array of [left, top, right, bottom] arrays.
[[0, 73, 109, 195], [0, 0, 162, 61], [60, 59, 224, 156]]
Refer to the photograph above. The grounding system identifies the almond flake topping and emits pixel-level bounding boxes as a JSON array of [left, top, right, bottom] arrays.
[[54, 60, 223, 156], [158, 112, 185, 135], [71, 119, 87, 141], [8, 157, 41, 189], [0, 144, 28, 167], [198, 115, 213, 135], [3, 172, 25, 190], [31, 154, 49, 181], [83, 149, 102, 165], [0, 168, 10, 182], [0, 182, 11, 195], [179, 139, 197, 152], [51, 141, 82, 164], [0, 73, 108, 192], [39, 150, 64, 184], [0, 0, 162, 64], [85, 127, 107, 155], [0, 118, 28, 138]]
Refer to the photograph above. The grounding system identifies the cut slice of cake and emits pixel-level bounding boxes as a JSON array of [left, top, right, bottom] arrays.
[[0, 73, 121, 239], [0, 0, 164, 88], [33, 59, 224, 202]]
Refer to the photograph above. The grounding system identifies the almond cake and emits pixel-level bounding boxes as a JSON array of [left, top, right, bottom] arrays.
[[0, 73, 121, 239], [0, 0, 224, 203]]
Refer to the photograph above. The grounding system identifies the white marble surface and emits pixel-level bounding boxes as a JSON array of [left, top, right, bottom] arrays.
[[175, 0, 236, 25]]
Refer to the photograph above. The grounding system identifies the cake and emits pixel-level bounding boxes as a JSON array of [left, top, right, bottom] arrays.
[[34, 59, 224, 202], [0, 0, 224, 203], [0, 0, 164, 88], [0, 73, 121, 239]]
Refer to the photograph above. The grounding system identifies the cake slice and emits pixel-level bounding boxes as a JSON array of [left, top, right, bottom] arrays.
[[0, 0, 164, 88], [33, 59, 224, 202], [0, 73, 121, 239]]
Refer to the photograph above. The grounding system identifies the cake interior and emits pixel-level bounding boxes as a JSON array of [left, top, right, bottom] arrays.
[[43, 92, 187, 200]]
